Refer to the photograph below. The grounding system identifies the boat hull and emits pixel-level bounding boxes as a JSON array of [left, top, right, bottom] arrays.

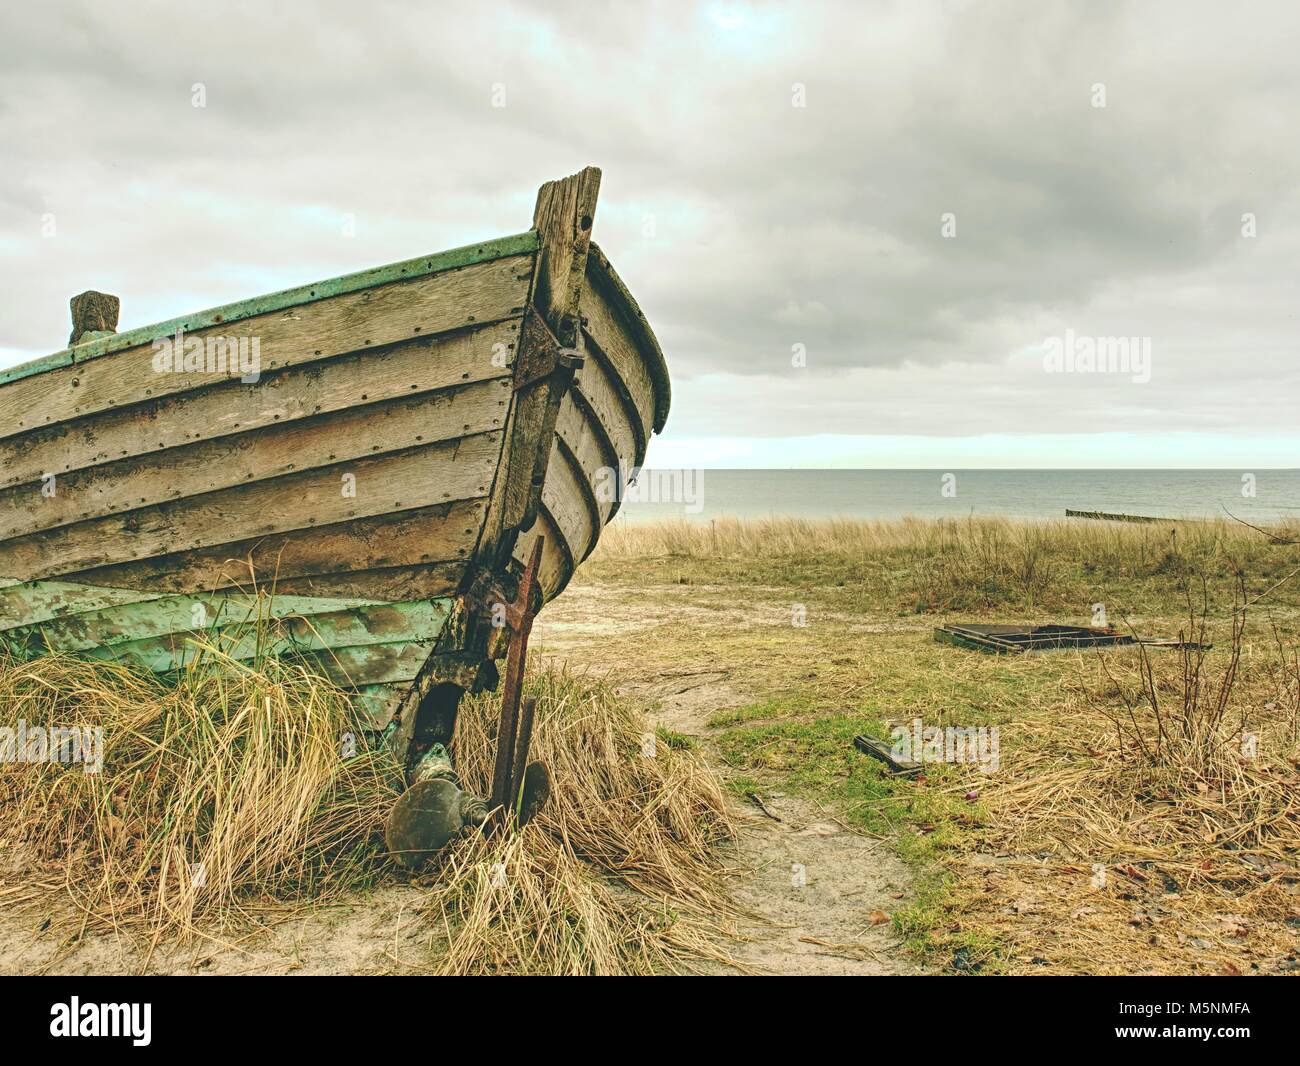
[[0, 168, 669, 750]]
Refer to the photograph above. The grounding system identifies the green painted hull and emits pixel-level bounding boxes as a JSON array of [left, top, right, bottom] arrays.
[[0, 577, 455, 729]]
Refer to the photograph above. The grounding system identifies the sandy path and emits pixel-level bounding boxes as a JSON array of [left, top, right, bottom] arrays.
[[533, 583, 920, 975], [0, 883, 432, 975]]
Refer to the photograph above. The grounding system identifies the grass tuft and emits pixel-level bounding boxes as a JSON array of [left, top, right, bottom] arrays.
[[416, 667, 739, 974], [0, 642, 398, 941]]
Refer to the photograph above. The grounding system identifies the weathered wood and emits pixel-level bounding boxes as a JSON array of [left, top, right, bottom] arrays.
[[477, 313, 580, 572], [84, 630, 441, 685], [1066, 509, 1177, 524], [1, 376, 509, 541], [587, 244, 671, 432], [0, 580, 162, 630], [532, 167, 601, 347], [512, 511, 570, 600], [554, 402, 617, 531], [467, 169, 603, 574], [0, 433, 502, 582], [11, 592, 413, 653], [263, 563, 464, 601], [0, 254, 531, 442], [496, 313, 572, 538], [853, 734, 922, 776], [580, 273, 658, 447], [69, 291, 119, 345], [0, 172, 673, 752], [303, 640, 441, 686], [350, 683, 407, 730], [538, 439, 595, 565], [66, 501, 484, 594], [1, 323, 517, 489], [1, 231, 537, 388], [571, 338, 643, 469]]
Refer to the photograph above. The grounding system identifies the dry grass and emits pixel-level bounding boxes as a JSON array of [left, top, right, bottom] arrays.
[[0, 643, 398, 943], [971, 623, 1300, 974], [897, 584, 1300, 973], [416, 666, 739, 975], [599, 514, 1299, 562], [0, 630, 740, 974], [591, 516, 1300, 974], [597, 514, 1300, 613]]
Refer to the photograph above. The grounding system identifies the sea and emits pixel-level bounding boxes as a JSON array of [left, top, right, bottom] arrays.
[[609, 469, 1300, 525]]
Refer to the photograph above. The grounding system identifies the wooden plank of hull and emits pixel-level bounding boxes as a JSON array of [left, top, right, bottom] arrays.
[[512, 470, 597, 601], [71, 602, 451, 671], [587, 245, 671, 433], [0, 580, 164, 630], [0, 578, 450, 731], [540, 440, 596, 565], [0, 432, 502, 583], [0, 375, 511, 542], [0, 322, 518, 490], [350, 684, 406, 730], [263, 563, 464, 602], [306, 641, 441, 687], [0, 253, 532, 443], [579, 276, 658, 451], [4, 591, 403, 652], [82, 634, 441, 687], [512, 511, 571, 601], [62, 500, 485, 595], [570, 346, 642, 470], [554, 390, 619, 525]]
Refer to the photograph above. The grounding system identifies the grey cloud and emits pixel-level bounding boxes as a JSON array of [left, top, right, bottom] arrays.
[[0, 0, 1296, 449]]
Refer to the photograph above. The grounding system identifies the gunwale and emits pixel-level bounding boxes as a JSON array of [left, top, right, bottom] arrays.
[[0, 230, 538, 388]]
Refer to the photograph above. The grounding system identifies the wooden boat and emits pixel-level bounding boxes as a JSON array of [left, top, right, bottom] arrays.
[[0, 167, 669, 761]]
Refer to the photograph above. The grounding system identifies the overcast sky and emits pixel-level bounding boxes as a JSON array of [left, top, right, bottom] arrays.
[[2, 1, 1297, 467]]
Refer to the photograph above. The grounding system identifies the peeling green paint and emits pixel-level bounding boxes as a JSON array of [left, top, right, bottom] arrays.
[[69, 601, 450, 672], [0, 575, 457, 725]]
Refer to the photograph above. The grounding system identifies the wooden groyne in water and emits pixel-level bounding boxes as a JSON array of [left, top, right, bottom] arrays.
[[1065, 509, 1179, 524]]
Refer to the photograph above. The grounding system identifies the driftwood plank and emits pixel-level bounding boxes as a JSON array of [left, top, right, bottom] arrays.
[[853, 734, 922, 776]]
